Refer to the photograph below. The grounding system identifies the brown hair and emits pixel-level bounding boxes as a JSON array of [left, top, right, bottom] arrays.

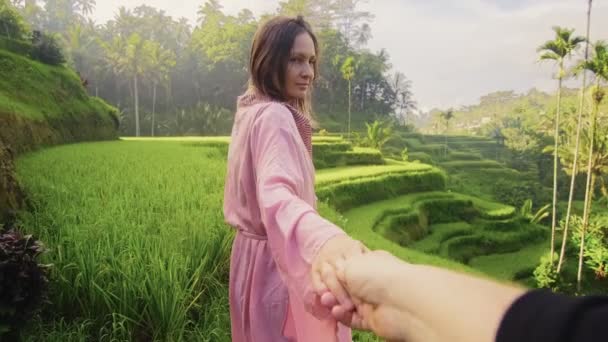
[[249, 15, 319, 117]]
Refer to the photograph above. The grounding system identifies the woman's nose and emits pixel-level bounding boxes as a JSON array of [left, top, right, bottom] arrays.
[[301, 64, 313, 79]]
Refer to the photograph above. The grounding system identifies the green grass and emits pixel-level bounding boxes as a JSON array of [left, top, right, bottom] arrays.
[[0, 49, 115, 122], [17, 140, 233, 341], [312, 136, 344, 142], [338, 192, 480, 274], [469, 240, 549, 281], [315, 164, 433, 186], [440, 160, 505, 170], [122, 136, 231, 143], [411, 222, 475, 254]]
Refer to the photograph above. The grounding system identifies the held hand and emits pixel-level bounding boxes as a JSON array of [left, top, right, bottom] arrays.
[[334, 250, 438, 342], [311, 235, 367, 321]]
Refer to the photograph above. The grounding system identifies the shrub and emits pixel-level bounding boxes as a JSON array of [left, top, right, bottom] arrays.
[[442, 224, 546, 263], [419, 198, 478, 224], [408, 152, 433, 164], [492, 179, 546, 208], [0, 1, 29, 40], [313, 147, 384, 169], [401, 147, 408, 162], [312, 142, 352, 154], [317, 169, 447, 211], [0, 36, 31, 56], [30, 30, 65, 65], [0, 230, 49, 337], [448, 151, 482, 161], [416, 144, 445, 158], [533, 252, 559, 290], [440, 160, 504, 170]]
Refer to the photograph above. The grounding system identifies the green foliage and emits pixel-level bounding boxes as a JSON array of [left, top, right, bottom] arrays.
[[0, 0, 29, 40], [340, 192, 482, 274], [440, 160, 504, 170], [317, 168, 447, 211], [448, 151, 482, 161], [537, 26, 586, 66], [361, 120, 394, 150], [313, 141, 352, 154], [0, 49, 115, 122], [401, 147, 408, 161], [0, 229, 49, 338], [412, 222, 474, 254], [441, 224, 546, 263], [520, 199, 550, 224], [315, 164, 432, 186], [312, 141, 385, 169], [534, 252, 560, 290], [493, 179, 547, 208], [314, 148, 384, 169], [407, 151, 433, 164], [0, 36, 31, 55], [570, 215, 608, 280], [16, 141, 233, 340], [470, 240, 549, 281], [419, 198, 478, 224], [30, 31, 65, 65]]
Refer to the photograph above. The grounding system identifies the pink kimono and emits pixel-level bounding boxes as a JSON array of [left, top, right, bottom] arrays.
[[223, 92, 352, 341]]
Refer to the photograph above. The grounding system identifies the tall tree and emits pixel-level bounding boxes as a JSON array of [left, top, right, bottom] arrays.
[[276, 0, 333, 30], [558, 0, 593, 273], [390, 71, 416, 125], [537, 26, 585, 264], [574, 41, 608, 289], [147, 42, 176, 136], [440, 109, 454, 158], [331, 0, 374, 47], [42, 0, 96, 33], [341, 56, 355, 138], [102, 33, 154, 136]]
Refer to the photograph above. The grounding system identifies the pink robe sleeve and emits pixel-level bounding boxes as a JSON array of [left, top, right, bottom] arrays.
[[250, 103, 346, 318]]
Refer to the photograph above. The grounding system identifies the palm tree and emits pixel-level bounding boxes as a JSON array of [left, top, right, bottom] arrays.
[[573, 41, 608, 289], [558, 0, 593, 273], [147, 42, 176, 136], [63, 23, 93, 73], [102, 33, 154, 136], [74, 0, 95, 17], [537, 26, 585, 264], [440, 109, 454, 158], [341, 56, 355, 139]]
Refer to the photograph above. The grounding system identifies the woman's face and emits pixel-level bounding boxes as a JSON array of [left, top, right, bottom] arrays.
[[285, 32, 316, 101]]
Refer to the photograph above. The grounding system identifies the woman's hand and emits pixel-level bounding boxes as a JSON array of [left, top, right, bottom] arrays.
[[311, 235, 367, 321]]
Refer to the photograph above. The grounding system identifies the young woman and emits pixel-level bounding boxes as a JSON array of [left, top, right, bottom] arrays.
[[223, 16, 365, 341]]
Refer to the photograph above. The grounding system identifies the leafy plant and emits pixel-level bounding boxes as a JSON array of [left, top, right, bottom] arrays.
[[361, 120, 394, 150], [401, 147, 409, 162], [0, 0, 30, 40], [30, 30, 65, 65], [533, 252, 559, 290], [520, 199, 550, 224]]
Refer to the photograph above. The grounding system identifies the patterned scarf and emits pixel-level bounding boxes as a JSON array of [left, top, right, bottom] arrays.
[[237, 90, 313, 157]]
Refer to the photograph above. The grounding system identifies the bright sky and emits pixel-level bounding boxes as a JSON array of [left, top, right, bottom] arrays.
[[92, 0, 608, 111]]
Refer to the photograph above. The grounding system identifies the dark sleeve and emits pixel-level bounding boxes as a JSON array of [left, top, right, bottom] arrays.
[[496, 289, 608, 342]]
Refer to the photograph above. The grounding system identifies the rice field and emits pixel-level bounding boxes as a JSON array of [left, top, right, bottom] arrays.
[[17, 140, 234, 341], [14, 137, 548, 341]]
